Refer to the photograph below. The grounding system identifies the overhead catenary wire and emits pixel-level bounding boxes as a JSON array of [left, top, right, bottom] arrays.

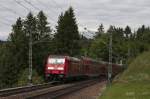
[[14, 0, 31, 12], [0, 16, 15, 23], [36, 0, 58, 14], [0, 20, 11, 26], [0, 0, 95, 38], [0, 2, 25, 26], [14, 0, 56, 25], [35, 0, 58, 24], [23, 0, 40, 11], [23, 0, 56, 24], [51, 0, 63, 10], [0, 3, 23, 16], [0, 0, 93, 42]]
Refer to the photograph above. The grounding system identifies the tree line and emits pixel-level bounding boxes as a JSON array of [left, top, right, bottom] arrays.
[[0, 7, 150, 89], [88, 24, 150, 63]]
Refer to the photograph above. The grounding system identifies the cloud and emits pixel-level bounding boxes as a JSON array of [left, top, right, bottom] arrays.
[[0, 32, 10, 41], [0, 0, 150, 40]]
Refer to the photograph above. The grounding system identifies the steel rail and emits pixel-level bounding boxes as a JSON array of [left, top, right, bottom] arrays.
[[28, 79, 100, 99], [0, 81, 60, 97]]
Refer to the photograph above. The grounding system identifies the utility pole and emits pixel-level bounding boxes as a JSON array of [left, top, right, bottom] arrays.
[[108, 31, 112, 86], [28, 29, 32, 85]]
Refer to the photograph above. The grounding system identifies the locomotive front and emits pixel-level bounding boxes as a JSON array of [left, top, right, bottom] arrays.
[[45, 56, 66, 80]]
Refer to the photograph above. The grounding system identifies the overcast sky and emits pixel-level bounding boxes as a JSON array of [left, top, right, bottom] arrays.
[[0, 0, 150, 40]]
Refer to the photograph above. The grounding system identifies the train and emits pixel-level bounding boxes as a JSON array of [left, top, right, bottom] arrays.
[[45, 55, 123, 81]]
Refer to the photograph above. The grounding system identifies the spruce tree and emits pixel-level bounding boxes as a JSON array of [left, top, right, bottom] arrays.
[[0, 17, 28, 88], [37, 11, 52, 40], [55, 7, 80, 56], [95, 24, 104, 38], [24, 12, 38, 41], [124, 25, 132, 38], [35, 11, 52, 75]]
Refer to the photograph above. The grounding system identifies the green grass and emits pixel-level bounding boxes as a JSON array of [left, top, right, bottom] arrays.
[[100, 51, 150, 99]]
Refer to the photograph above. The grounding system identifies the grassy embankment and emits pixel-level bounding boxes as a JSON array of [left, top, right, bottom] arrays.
[[100, 51, 150, 99]]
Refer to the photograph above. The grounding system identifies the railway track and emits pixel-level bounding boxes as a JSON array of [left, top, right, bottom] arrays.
[[30, 79, 101, 99], [0, 81, 60, 98], [0, 79, 102, 99]]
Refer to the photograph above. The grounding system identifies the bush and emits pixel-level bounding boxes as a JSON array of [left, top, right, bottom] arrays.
[[17, 68, 44, 86]]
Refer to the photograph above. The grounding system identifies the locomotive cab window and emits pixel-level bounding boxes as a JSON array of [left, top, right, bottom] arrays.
[[48, 58, 65, 64]]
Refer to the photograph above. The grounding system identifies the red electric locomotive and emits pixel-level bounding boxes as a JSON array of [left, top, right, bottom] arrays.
[[45, 55, 123, 80], [45, 55, 81, 80]]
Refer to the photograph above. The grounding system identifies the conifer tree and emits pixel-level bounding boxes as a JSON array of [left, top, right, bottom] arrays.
[[0, 17, 28, 88], [124, 25, 132, 38], [24, 12, 38, 41], [35, 11, 52, 75], [95, 24, 104, 38], [55, 7, 80, 56], [37, 11, 52, 40]]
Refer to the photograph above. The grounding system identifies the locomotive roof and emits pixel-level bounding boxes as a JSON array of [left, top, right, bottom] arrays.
[[48, 55, 80, 61]]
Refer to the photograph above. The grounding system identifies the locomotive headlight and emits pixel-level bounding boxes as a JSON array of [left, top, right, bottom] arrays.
[[48, 67, 54, 70], [57, 67, 64, 70]]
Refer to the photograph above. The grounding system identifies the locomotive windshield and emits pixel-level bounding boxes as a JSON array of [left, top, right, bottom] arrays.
[[48, 58, 65, 64]]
